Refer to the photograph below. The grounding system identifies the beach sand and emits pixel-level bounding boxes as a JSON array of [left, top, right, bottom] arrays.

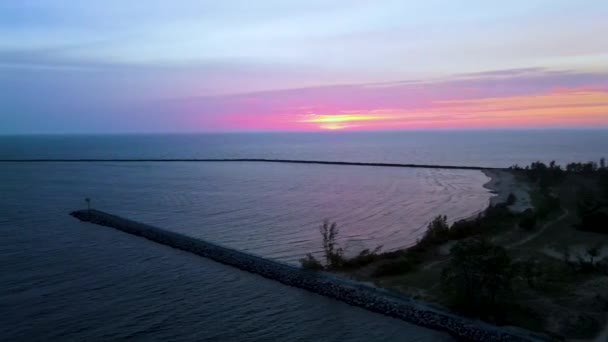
[[482, 169, 532, 213]]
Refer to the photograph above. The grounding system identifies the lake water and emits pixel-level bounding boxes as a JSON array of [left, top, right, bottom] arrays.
[[1, 130, 607, 341], [2, 130, 607, 167]]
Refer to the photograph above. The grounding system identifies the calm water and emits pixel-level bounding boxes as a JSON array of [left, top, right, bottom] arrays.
[[1, 130, 607, 341], [2, 130, 607, 167]]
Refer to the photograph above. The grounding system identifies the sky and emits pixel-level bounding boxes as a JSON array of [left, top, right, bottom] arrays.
[[1, 0, 608, 133]]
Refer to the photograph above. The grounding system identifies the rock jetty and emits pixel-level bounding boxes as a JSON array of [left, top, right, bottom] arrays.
[[71, 209, 550, 342]]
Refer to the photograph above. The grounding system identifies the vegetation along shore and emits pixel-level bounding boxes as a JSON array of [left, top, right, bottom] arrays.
[[301, 160, 608, 341]]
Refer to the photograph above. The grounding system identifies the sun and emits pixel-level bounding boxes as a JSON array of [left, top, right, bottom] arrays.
[[319, 123, 347, 130], [301, 113, 388, 130]]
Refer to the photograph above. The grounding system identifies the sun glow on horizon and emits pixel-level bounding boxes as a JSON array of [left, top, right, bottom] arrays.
[[289, 89, 608, 131], [302, 114, 390, 123], [301, 114, 391, 130], [319, 123, 347, 130]]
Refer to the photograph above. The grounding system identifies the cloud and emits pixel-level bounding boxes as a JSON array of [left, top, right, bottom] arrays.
[[3, 64, 608, 133], [158, 68, 608, 130], [455, 67, 547, 78]]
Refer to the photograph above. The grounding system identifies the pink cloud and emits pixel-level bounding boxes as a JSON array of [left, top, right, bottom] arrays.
[[157, 68, 608, 131]]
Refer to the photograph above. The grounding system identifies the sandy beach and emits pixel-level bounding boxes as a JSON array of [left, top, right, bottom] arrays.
[[482, 169, 532, 213]]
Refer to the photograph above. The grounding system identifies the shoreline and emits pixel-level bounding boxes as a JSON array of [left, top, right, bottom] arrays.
[[482, 169, 532, 213], [332, 164, 605, 340]]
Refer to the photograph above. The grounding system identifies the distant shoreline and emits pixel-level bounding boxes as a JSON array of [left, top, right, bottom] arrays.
[[0, 158, 502, 171]]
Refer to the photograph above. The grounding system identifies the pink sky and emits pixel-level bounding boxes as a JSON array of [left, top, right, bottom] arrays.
[[163, 68, 608, 131]]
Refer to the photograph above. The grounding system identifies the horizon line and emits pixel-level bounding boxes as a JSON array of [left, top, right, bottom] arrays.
[[2, 127, 608, 136]]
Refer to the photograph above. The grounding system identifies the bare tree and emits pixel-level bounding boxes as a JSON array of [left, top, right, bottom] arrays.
[[320, 220, 343, 269]]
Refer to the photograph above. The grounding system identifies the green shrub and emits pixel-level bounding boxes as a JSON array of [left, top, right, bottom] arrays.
[[372, 257, 415, 277], [513, 258, 541, 288], [449, 216, 482, 240], [534, 194, 561, 219], [519, 208, 537, 230], [483, 203, 513, 223], [441, 238, 514, 315], [507, 193, 517, 205], [561, 314, 601, 339], [379, 249, 405, 260], [419, 215, 450, 246], [300, 253, 324, 270], [341, 246, 382, 269], [577, 209, 608, 234]]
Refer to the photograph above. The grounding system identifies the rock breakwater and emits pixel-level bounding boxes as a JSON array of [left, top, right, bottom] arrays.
[[71, 209, 549, 341]]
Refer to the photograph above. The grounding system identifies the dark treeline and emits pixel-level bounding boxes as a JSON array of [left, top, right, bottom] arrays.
[[300, 208, 544, 322], [301, 202, 515, 276], [298, 160, 608, 339], [301, 159, 608, 330], [510, 158, 608, 188], [576, 188, 608, 234], [511, 159, 608, 234]]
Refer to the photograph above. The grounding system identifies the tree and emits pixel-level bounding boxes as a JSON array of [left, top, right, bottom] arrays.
[[577, 187, 598, 217], [576, 187, 608, 234], [421, 215, 450, 245], [514, 258, 541, 288], [320, 220, 344, 269], [509, 164, 522, 171], [301, 221, 382, 270], [441, 238, 514, 314], [599, 170, 608, 201]]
